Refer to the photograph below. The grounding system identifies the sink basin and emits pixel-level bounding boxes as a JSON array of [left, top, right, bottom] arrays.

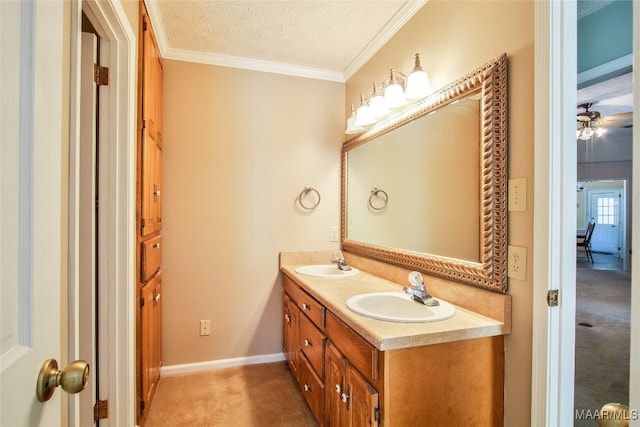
[[346, 292, 456, 323], [294, 264, 359, 278]]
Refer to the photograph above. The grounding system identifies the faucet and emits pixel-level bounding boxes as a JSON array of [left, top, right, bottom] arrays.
[[331, 250, 352, 271], [404, 271, 439, 306]]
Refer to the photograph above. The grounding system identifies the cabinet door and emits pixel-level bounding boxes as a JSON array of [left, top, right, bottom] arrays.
[[325, 342, 347, 426], [346, 365, 379, 427], [141, 272, 162, 407], [283, 293, 299, 378], [141, 132, 161, 236]]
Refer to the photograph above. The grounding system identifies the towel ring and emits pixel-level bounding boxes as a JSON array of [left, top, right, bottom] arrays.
[[298, 186, 321, 210], [369, 187, 388, 211]]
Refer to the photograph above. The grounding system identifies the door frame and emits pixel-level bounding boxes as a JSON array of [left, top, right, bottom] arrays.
[[68, 1, 136, 424], [533, 2, 640, 426]]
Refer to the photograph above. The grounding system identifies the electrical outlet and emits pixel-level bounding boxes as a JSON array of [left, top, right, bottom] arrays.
[[508, 178, 527, 212], [507, 245, 527, 280], [330, 226, 339, 242], [200, 320, 211, 336]]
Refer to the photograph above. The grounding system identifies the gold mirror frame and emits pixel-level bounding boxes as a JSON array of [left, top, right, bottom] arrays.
[[342, 54, 507, 292]]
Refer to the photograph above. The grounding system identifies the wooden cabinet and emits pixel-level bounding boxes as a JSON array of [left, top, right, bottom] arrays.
[[140, 272, 162, 409], [137, 4, 163, 424], [282, 273, 504, 426], [283, 275, 378, 427]]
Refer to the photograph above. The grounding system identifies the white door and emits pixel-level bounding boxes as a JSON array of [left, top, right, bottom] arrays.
[[588, 190, 621, 255], [1, 1, 68, 425]]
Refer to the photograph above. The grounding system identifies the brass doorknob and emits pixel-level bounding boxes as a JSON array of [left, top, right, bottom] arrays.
[[36, 359, 89, 402]]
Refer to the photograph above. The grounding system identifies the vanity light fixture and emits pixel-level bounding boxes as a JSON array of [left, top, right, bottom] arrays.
[[345, 53, 433, 134], [345, 104, 365, 135]]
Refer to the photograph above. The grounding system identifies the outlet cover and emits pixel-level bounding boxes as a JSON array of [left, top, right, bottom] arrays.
[[507, 245, 527, 281], [200, 320, 211, 336], [508, 178, 527, 212], [330, 226, 339, 242]]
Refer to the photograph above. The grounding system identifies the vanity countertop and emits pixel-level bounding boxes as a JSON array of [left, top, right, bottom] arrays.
[[281, 264, 509, 351]]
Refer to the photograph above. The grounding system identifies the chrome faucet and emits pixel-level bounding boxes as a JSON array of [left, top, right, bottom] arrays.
[[404, 271, 439, 306], [331, 250, 352, 271]]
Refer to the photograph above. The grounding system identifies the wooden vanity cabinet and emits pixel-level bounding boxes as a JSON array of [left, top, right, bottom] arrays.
[[283, 294, 299, 379], [283, 275, 379, 427], [282, 273, 505, 426], [325, 342, 379, 427]]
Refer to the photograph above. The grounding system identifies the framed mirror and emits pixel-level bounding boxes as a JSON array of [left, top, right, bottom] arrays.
[[342, 54, 507, 292]]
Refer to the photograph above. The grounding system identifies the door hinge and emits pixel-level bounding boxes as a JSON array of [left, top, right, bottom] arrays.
[[93, 400, 108, 422], [140, 399, 146, 412], [140, 296, 145, 308], [547, 289, 559, 307], [374, 406, 380, 422], [94, 64, 109, 86]]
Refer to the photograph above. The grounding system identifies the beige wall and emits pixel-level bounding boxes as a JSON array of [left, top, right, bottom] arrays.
[[162, 61, 344, 365], [345, 1, 534, 425]]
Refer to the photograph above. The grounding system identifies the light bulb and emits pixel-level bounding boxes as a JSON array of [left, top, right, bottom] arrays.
[[405, 54, 433, 100]]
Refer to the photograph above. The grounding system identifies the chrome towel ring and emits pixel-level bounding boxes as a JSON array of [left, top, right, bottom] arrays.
[[298, 186, 321, 210], [369, 187, 388, 210]]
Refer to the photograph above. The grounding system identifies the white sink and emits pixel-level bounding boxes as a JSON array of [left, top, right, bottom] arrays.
[[346, 292, 456, 323], [294, 264, 359, 278]]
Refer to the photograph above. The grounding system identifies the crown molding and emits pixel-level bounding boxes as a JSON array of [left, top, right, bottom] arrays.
[[342, 0, 427, 80], [144, 0, 426, 83]]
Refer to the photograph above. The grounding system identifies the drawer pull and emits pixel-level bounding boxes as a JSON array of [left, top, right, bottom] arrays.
[[304, 383, 311, 392], [301, 303, 309, 311], [304, 339, 312, 347], [335, 384, 342, 394], [341, 392, 349, 403], [153, 243, 161, 249]]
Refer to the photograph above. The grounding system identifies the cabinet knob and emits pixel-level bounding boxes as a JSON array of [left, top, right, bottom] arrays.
[[304, 383, 311, 392], [153, 243, 161, 249], [301, 303, 309, 311], [284, 314, 290, 323], [341, 392, 349, 403], [304, 339, 311, 347], [335, 384, 342, 394], [154, 293, 161, 302]]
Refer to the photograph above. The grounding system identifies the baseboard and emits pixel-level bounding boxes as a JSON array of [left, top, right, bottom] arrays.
[[160, 352, 287, 376]]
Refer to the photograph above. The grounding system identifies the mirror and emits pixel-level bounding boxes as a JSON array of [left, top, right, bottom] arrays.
[[342, 54, 507, 292]]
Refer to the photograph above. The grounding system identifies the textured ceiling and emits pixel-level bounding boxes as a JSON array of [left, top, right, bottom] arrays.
[[147, 0, 424, 82]]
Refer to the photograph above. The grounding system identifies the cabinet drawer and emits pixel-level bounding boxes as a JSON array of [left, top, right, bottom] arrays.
[[298, 313, 325, 377], [326, 311, 380, 384], [298, 351, 325, 426], [141, 235, 162, 282], [283, 275, 325, 328]]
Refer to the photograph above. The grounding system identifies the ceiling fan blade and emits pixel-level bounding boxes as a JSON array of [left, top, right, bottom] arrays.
[[599, 121, 630, 128], [602, 112, 632, 121]]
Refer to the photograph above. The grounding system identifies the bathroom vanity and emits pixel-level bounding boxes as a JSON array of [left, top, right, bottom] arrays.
[[280, 251, 511, 426]]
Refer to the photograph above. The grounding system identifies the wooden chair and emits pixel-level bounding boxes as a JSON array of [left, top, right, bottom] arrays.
[[577, 222, 596, 262]]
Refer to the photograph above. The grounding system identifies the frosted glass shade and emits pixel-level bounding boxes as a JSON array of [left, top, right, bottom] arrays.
[[405, 70, 432, 100], [384, 83, 407, 108]]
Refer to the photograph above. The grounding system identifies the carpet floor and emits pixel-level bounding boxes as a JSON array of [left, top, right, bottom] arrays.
[[574, 266, 631, 426], [145, 362, 319, 427]]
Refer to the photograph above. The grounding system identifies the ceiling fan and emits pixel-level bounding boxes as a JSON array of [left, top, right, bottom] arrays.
[[576, 102, 632, 140]]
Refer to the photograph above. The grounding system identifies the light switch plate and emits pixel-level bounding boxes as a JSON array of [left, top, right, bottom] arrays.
[[507, 245, 527, 281], [330, 226, 339, 242], [508, 178, 527, 212]]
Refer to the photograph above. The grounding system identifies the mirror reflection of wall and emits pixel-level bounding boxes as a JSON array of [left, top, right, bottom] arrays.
[[347, 93, 481, 262]]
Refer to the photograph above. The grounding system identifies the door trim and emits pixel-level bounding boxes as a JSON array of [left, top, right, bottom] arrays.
[[532, 1, 577, 425], [68, 1, 136, 424]]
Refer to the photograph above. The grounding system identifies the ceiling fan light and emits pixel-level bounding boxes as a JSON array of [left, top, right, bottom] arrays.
[[595, 127, 606, 136], [577, 126, 594, 140]]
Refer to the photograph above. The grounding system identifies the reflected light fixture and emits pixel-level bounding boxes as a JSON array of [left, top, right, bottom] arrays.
[[345, 53, 433, 135]]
